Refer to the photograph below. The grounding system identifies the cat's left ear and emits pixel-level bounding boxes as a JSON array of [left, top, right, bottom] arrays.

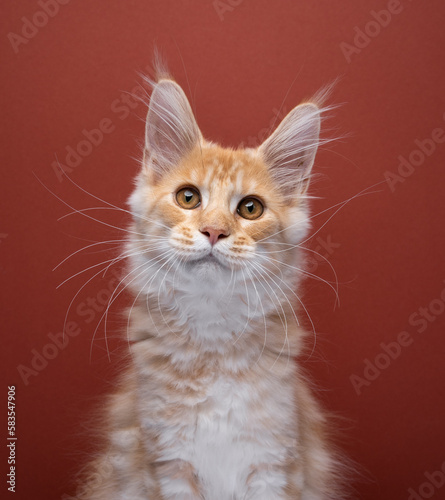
[[258, 103, 320, 201], [144, 79, 201, 182]]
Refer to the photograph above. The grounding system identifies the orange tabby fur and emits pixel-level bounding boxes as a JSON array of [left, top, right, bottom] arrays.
[[75, 71, 346, 499]]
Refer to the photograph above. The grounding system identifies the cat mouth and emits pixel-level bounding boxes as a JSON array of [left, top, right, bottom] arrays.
[[191, 253, 227, 268], [198, 254, 222, 264]]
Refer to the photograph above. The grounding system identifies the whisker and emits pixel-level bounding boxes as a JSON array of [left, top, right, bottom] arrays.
[[92, 249, 174, 360], [61, 259, 126, 347], [297, 188, 384, 250], [100, 241, 169, 278], [53, 239, 124, 271], [61, 247, 166, 354], [156, 252, 184, 337], [108, 248, 177, 348], [55, 161, 171, 231], [33, 172, 152, 238], [144, 252, 183, 339], [57, 244, 164, 288], [242, 265, 268, 366], [258, 252, 339, 304], [256, 181, 385, 244], [229, 266, 259, 347], [245, 261, 290, 369], [253, 259, 318, 359], [58, 206, 171, 232], [169, 254, 187, 312]]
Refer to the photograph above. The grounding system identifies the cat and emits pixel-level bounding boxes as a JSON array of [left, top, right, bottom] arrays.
[[76, 66, 346, 500]]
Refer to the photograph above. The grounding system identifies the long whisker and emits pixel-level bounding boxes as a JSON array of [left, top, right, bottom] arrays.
[[298, 245, 340, 304], [253, 263, 292, 371], [246, 261, 290, 369], [61, 256, 128, 346], [33, 172, 151, 238], [100, 242, 168, 278], [297, 189, 384, 250], [253, 259, 318, 358], [56, 162, 171, 232], [61, 247, 162, 351], [58, 206, 171, 232], [143, 252, 183, 339], [53, 239, 124, 271], [242, 265, 268, 366], [92, 249, 174, 360], [94, 259, 156, 362], [169, 254, 187, 312], [258, 252, 339, 303], [112, 249, 177, 350], [221, 263, 235, 298], [256, 181, 385, 244], [156, 252, 184, 336], [57, 244, 163, 288], [229, 266, 259, 347]]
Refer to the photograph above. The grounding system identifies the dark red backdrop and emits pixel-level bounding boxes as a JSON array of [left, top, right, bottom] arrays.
[[2, 1, 445, 499]]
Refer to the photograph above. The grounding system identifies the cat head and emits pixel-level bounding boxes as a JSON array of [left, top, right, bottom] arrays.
[[128, 75, 322, 288]]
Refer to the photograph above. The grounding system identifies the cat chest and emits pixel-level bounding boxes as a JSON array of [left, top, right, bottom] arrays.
[[190, 375, 292, 495], [139, 368, 295, 498]]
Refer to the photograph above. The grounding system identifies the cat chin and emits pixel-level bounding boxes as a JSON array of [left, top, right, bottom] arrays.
[[185, 255, 230, 281]]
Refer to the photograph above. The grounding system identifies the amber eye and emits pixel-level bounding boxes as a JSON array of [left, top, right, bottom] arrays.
[[237, 197, 264, 220], [176, 187, 201, 209]]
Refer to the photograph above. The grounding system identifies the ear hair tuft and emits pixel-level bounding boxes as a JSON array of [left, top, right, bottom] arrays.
[[259, 82, 341, 201]]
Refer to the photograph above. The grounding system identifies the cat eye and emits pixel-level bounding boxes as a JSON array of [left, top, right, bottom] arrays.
[[237, 197, 264, 220], [176, 187, 201, 209]]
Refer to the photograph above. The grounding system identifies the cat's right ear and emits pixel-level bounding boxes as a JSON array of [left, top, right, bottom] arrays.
[[144, 80, 201, 182]]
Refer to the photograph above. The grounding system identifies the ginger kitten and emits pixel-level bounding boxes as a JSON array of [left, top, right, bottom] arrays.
[[77, 70, 345, 499]]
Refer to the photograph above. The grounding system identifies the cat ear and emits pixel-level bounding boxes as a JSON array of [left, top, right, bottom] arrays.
[[258, 103, 320, 201], [144, 79, 201, 181]]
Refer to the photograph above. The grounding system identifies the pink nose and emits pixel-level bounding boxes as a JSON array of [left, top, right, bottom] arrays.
[[200, 227, 230, 246]]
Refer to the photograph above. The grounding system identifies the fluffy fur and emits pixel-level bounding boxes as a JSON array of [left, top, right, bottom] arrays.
[[76, 70, 346, 499]]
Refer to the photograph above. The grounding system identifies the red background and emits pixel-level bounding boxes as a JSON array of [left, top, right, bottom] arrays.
[[2, 1, 445, 499]]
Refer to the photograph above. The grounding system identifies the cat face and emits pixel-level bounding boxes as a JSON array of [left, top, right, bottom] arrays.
[[128, 77, 321, 285]]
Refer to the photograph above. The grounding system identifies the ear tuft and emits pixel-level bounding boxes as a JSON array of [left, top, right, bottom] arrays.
[[144, 79, 201, 181], [259, 103, 321, 200]]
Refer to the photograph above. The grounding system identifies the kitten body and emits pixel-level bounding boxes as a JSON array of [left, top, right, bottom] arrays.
[[78, 72, 344, 499]]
